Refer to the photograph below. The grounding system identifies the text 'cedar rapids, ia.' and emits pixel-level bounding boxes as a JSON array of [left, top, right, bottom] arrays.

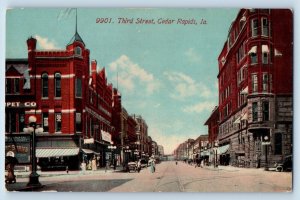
[[96, 17, 207, 25]]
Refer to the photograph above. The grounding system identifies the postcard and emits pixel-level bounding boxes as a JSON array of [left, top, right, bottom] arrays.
[[4, 8, 293, 192]]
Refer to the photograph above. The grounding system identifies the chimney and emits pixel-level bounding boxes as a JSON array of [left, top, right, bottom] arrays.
[[27, 37, 37, 52]]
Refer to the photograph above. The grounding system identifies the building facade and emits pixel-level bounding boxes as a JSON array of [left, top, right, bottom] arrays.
[[217, 9, 293, 168], [132, 115, 148, 159]]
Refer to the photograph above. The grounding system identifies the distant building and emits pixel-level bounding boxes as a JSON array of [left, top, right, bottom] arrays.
[[133, 115, 148, 159], [158, 145, 164, 157]]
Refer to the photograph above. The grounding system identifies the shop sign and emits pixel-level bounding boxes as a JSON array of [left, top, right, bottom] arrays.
[[5, 101, 37, 108], [101, 131, 111, 143], [84, 138, 95, 144], [262, 142, 271, 145], [5, 135, 31, 164]]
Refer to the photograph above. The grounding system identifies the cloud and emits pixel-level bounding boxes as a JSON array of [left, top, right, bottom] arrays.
[[109, 55, 160, 95], [184, 48, 201, 63], [182, 101, 216, 114], [35, 35, 59, 50], [164, 71, 213, 100]]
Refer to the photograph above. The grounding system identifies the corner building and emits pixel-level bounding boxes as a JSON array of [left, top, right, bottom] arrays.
[[217, 9, 293, 168], [5, 29, 115, 170]]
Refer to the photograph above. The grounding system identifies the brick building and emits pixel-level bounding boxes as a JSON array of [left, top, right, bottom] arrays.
[[133, 115, 148, 159], [5, 28, 115, 169], [217, 9, 293, 168]]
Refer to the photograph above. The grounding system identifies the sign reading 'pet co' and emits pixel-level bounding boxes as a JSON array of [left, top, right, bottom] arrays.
[[5, 101, 37, 108]]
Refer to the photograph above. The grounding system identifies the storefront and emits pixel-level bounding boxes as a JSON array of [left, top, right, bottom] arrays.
[[218, 144, 230, 166]]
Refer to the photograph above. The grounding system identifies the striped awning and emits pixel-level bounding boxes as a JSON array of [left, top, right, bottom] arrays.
[[36, 148, 79, 158], [218, 144, 230, 155], [200, 151, 210, 156]]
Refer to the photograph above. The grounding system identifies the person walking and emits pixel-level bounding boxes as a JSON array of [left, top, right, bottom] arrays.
[[137, 159, 141, 173], [150, 158, 155, 173]]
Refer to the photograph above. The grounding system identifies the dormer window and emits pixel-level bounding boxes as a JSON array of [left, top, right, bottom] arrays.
[[75, 46, 82, 56]]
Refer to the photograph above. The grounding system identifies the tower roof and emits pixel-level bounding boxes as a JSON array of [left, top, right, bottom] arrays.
[[67, 31, 85, 46]]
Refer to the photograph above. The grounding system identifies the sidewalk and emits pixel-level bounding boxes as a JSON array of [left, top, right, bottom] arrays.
[[5, 166, 125, 191], [203, 164, 274, 172], [11, 166, 124, 178]]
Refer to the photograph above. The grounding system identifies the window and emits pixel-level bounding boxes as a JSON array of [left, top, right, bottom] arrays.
[[76, 112, 82, 132], [250, 52, 257, 64], [42, 73, 48, 98], [75, 78, 82, 97], [75, 46, 82, 56], [252, 74, 258, 93], [55, 73, 61, 98], [252, 102, 258, 122], [43, 112, 49, 132], [6, 78, 12, 94], [262, 101, 269, 121], [14, 78, 20, 93], [262, 18, 269, 36], [90, 90, 93, 104], [263, 74, 268, 92], [262, 45, 269, 64], [262, 52, 268, 64], [19, 113, 25, 132], [251, 19, 258, 37], [90, 118, 93, 137], [249, 46, 257, 64], [6, 112, 16, 133], [55, 113, 62, 132], [274, 133, 282, 155]]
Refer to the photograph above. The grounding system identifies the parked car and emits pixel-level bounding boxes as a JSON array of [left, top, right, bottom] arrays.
[[275, 155, 292, 172], [126, 162, 137, 172]]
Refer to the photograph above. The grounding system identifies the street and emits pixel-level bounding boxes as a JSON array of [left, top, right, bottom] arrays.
[[5, 161, 292, 192]]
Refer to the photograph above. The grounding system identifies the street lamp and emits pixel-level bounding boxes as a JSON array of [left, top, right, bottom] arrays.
[[23, 115, 43, 188], [214, 141, 219, 168], [264, 136, 269, 171], [134, 149, 139, 161], [108, 142, 117, 166]]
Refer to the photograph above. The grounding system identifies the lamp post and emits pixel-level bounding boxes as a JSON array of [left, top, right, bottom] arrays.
[[124, 146, 131, 163], [134, 149, 139, 161], [264, 136, 269, 171], [23, 115, 43, 188], [108, 142, 117, 166], [214, 141, 219, 168]]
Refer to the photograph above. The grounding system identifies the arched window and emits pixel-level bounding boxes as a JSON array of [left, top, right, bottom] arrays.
[[75, 46, 82, 56], [42, 73, 48, 98], [55, 73, 61, 97]]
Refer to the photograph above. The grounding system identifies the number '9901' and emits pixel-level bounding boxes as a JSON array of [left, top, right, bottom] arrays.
[[96, 18, 112, 23]]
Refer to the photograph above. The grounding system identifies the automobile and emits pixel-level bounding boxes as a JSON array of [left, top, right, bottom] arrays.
[[126, 162, 137, 172], [275, 155, 292, 172]]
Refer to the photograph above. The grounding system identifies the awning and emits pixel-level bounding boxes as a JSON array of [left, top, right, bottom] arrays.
[[241, 112, 248, 121], [36, 148, 79, 158], [240, 86, 248, 95], [274, 48, 282, 56], [218, 144, 230, 155], [240, 16, 246, 22], [82, 149, 95, 154], [248, 46, 257, 54], [200, 151, 210, 156], [262, 45, 269, 53], [233, 117, 241, 124]]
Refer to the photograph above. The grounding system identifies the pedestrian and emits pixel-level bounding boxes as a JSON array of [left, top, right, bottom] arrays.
[[113, 158, 117, 170], [150, 159, 155, 173], [105, 160, 109, 173], [137, 159, 141, 173]]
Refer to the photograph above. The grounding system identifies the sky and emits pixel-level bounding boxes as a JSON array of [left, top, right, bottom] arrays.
[[6, 8, 239, 154]]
